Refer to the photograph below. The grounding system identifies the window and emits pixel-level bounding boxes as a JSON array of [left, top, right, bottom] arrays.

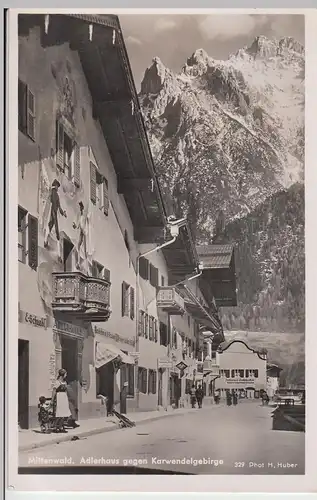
[[224, 370, 230, 378], [121, 282, 135, 319], [56, 119, 80, 186], [144, 313, 149, 338], [148, 369, 157, 394], [239, 369, 244, 378], [246, 370, 250, 378], [18, 207, 27, 263], [154, 319, 158, 342], [149, 316, 154, 340], [161, 275, 165, 286], [90, 162, 109, 216], [127, 364, 135, 397], [160, 322, 168, 346], [254, 369, 259, 378], [18, 79, 35, 141], [138, 310, 145, 337], [172, 328, 177, 349], [138, 367, 147, 394], [187, 314, 191, 327], [18, 207, 38, 270], [63, 238, 74, 272], [231, 370, 235, 378]]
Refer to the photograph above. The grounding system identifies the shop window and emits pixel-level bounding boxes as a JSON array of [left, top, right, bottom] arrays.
[[121, 282, 135, 319], [160, 322, 168, 346], [148, 369, 157, 394], [138, 367, 147, 394], [18, 79, 35, 141], [56, 119, 80, 186]]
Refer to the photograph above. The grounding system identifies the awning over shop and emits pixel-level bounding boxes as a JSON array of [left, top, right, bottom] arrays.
[[95, 342, 134, 369]]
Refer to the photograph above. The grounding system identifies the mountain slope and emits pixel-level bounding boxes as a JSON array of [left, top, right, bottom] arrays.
[[139, 36, 305, 334]]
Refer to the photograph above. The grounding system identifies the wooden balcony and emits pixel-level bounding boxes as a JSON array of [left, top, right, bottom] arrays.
[[52, 272, 111, 322], [157, 287, 185, 315]]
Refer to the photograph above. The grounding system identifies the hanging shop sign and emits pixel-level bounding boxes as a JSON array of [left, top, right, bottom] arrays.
[[94, 326, 135, 347], [176, 361, 188, 371]]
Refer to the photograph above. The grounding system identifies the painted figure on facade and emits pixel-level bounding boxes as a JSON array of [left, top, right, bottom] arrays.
[[44, 179, 67, 259], [73, 201, 88, 271]]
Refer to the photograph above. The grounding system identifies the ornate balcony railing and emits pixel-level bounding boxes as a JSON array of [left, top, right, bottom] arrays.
[[157, 287, 185, 315], [52, 272, 111, 322]]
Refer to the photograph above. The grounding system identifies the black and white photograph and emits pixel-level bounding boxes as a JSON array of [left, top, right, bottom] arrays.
[[6, 8, 310, 490]]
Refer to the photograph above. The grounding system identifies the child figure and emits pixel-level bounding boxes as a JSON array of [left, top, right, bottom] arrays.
[[38, 396, 51, 433]]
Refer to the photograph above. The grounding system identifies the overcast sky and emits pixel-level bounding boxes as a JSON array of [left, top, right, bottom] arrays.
[[119, 14, 305, 90]]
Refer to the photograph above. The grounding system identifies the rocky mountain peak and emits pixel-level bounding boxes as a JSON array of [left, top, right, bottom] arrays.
[[140, 56, 169, 95]]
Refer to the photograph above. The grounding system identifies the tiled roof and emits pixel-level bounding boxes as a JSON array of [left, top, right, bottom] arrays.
[[197, 244, 234, 269]]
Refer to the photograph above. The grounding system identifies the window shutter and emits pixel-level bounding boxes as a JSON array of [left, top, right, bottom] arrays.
[[139, 257, 149, 280], [56, 120, 64, 170], [103, 178, 109, 216], [74, 142, 80, 187], [144, 369, 147, 393], [90, 162, 96, 204], [18, 80, 27, 133], [148, 370, 151, 394], [130, 287, 135, 320], [154, 319, 158, 342], [121, 282, 126, 317], [149, 265, 159, 287], [28, 215, 38, 270], [26, 88, 35, 141]]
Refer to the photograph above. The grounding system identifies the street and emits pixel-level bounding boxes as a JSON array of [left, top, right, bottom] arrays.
[[19, 401, 305, 474]]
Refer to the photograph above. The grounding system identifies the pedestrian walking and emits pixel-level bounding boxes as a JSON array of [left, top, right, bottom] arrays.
[[190, 384, 196, 408], [51, 369, 71, 433], [232, 391, 238, 406], [226, 390, 232, 407], [195, 385, 204, 409]]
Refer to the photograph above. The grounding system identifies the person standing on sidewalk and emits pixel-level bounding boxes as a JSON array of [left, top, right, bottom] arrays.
[[195, 385, 204, 409], [190, 385, 196, 408], [232, 390, 238, 406], [51, 369, 70, 433]]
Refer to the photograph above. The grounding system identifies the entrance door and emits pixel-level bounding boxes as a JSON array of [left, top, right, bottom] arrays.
[[18, 339, 29, 429], [61, 335, 78, 418], [158, 369, 163, 406], [120, 364, 127, 414]]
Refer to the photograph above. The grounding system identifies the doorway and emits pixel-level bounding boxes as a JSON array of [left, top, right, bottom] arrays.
[[60, 335, 79, 418], [120, 364, 128, 414], [18, 339, 29, 429], [170, 373, 181, 408], [96, 362, 114, 411], [158, 369, 163, 406]]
